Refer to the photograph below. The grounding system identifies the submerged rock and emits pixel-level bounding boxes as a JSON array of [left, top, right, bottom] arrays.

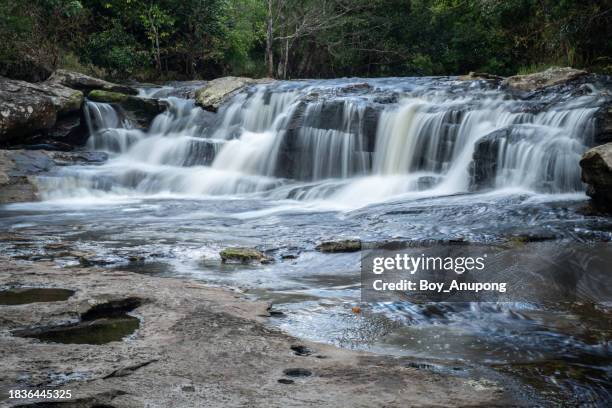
[[195, 77, 272, 112], [580, 143, 612, 212], [88, 90, 168, 127], [220, 247, 268, 263], [47, 69, 137, 95], [502, 67, 588, 92], [315, 240, 362, 253]]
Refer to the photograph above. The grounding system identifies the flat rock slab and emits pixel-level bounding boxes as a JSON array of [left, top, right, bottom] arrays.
[[0, 257, 521, 407], [195, 76, 273, 112], [502, 67, 588, 91], [47, 70, 137, 96]]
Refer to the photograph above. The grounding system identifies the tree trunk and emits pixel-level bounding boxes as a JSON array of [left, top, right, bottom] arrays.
[[283, 38, 289, 79], [266, 0, 274, 78]]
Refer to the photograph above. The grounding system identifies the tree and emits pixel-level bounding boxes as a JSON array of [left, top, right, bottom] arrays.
[[139, 3, 174, 74]]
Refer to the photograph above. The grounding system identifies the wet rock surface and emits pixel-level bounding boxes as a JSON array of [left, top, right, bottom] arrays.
[[220, 247, 268, 264], [580, 142, 612, 212], [87, 90, 168, 128], [0, 150, 53, 203], [315, 240, 362, 253], [0, 257, 518, 407], [0, 149, 109, 204]]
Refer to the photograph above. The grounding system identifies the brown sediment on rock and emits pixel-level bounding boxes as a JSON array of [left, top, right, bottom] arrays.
[[0, 257, 523, 407], [220, 247, 268, 263], [316, 239, 362, 253]]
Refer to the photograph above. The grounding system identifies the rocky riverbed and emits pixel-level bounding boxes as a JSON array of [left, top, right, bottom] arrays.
[[0, 256, 520, 407]]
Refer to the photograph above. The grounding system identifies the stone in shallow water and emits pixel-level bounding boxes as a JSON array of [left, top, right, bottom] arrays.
[[0, 288, 74, 305], [315, 239, 362, 253], [220, 247, 267, 263]]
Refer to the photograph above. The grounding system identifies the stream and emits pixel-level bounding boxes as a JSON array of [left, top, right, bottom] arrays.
[[1, 76, 611, 405]]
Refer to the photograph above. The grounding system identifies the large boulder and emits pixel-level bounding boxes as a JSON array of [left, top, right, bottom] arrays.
[[195, 77, 272, 112], [47, 69, 137, 95], [0, 77, 83, 145], [502, 67, 588, 92], [87, 90, 168, 128], [580, 143, 612, 212]]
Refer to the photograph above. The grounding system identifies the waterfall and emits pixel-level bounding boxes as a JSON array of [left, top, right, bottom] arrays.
[[43, 78, 606, 206]]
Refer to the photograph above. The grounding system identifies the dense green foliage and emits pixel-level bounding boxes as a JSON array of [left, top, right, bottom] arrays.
[[0, 0, 610, 81]]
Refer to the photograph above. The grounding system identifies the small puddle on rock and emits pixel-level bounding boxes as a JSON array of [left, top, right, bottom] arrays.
[[15, 315, 140, 345], [0, 288, 74, 305]]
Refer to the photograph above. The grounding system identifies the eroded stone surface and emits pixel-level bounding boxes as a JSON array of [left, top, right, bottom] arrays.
[[0, 257, 520, 407]]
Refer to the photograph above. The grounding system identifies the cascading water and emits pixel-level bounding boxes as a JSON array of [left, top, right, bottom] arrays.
[[42, 77, 607, 205], [6, 77, 612, 404]]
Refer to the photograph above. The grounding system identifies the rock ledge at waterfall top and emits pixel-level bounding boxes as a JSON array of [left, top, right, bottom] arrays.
[[195, 76, 274, 112], [47, 69, 137, 95], [580, 143, 612, 213], [502, 67, 588, 92], [88, 90, 169, 127]]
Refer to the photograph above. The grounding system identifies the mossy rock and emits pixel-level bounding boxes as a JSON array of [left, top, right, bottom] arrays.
[[220, 247, 267, 263], [88, 90, 130, 103], [315, 239, 362, 253]]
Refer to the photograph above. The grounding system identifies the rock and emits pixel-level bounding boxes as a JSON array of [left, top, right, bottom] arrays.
[[502, 67, 588, 92], [580, 143, 612, 212], [315, 240, 362, 253], [470, 127, 540, 191], [470, 128, 510, 190], [0, 77, 84, 145], [458, 72, 505, 82], [47, 69, 137, 95], [220, 247, 267, 263], [0, 149, 55, 203], [48, 150, 108, 165], [195, 77, 273, 112], [593, 104, 612, 145], [87, 90, 168, 127], [0, 149, 103, 204], [0, 258, 514, 406]]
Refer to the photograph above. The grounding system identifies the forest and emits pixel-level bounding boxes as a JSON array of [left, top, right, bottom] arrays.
[[0, 0, 611, 81]]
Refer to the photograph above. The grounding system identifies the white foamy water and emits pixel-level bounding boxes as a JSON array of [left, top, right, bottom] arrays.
[[41, 78, 606, 207]]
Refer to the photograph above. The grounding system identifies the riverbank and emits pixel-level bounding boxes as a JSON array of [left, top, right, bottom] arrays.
[[0, 257, 520, 407]]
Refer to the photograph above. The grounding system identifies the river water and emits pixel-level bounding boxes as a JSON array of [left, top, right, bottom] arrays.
[[1, 77, 611, 405]]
